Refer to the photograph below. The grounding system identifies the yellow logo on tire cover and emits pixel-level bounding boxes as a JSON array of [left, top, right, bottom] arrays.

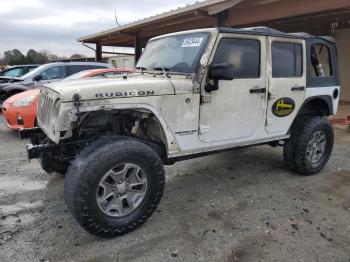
[[272, 97, 295, 117]]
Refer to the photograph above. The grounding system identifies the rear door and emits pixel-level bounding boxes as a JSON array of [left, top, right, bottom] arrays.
[[65, 65, 87, 78], [266, 37, 306, 133]]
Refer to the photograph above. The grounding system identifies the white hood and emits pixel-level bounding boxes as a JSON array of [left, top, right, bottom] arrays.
[[44, 73, 191, 102]]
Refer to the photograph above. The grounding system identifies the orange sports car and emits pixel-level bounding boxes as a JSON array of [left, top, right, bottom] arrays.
[[2, 68, 133, 130]]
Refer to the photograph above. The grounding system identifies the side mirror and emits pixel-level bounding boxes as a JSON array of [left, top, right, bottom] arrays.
[[205, 63, 234, 93], [209, 62, 235, 80], [33, 75, 42, 82]]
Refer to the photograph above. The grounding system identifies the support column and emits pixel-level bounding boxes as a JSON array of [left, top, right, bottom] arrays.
[[134, 34, 142, 66], [216, 10, 230, 27], [95, 43, 102, 62]]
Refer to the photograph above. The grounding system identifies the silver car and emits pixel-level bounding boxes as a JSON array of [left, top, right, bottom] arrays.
[[0, 62, 112, 103]]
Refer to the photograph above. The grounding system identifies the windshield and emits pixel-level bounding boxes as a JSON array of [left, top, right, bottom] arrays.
[[137, 32, 210, 73], [19, 64, 49, 79], [3, 68, 24, 77]]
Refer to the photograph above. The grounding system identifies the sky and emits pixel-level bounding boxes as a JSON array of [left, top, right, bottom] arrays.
[[0, 0, 200, 58]]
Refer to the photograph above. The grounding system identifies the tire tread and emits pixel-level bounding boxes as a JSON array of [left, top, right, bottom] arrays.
[[64, 136, 165, 238]]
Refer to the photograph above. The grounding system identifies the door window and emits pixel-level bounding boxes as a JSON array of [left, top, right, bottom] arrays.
[[40, 66, 64, 80], [272, 42, 303, 78], [310, 44, 332, 77], [66, 65, 84, 76], [212, 38, 260, 79], [66, 65, 108, 77]]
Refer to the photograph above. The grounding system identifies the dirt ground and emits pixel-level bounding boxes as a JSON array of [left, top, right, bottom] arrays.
[[0, 114, 349, 262]]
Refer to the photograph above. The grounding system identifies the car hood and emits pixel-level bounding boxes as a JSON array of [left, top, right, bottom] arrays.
[[1, 78, 34, 92], [4, 88, 40, 105], [44, 73, 193, 102], [0, 77, 23, 87]]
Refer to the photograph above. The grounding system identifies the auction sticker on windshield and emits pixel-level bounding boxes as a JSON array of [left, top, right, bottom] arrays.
[[182, 37, 204, 48]]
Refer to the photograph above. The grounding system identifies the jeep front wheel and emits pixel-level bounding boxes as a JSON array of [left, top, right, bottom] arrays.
[[64, 137, 165, 238], [283, 116, 334, 175]]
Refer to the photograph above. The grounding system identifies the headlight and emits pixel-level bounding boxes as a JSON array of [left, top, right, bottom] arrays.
[[12, 95, 37, 107]]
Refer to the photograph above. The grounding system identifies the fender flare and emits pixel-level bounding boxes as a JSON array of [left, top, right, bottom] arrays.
[[77, 103, 181, 156], [297, 95, 333, 116]]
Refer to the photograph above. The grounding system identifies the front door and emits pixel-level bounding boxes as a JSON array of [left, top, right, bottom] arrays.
[[266, 37, 307, 133], [34, 66, 65, 88], [199, 34, 267, 143]]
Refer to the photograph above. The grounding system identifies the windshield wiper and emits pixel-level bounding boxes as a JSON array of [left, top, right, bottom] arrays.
[[153, 67, 171, 78]]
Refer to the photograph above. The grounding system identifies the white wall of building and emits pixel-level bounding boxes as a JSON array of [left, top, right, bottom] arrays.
[[107, 55, 135, 69]]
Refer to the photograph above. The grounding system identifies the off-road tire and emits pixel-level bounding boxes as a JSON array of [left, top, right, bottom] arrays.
[[283, 116, 334, 175], [64, 136, 165, 238]]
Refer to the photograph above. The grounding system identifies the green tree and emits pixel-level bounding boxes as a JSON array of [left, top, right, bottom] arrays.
[[35, 52, 50, 64], [70, 53, 86, 60], [4, 49, 26, 65], [26, 49, 38, 64]]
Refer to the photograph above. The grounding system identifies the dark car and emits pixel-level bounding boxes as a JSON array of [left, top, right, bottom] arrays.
[[0, 64, 39, 84], [0, 62, 112, 103]]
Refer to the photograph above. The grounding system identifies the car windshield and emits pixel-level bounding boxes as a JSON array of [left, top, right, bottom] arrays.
[[19, 64, 49, 80], [136, 32, 210, 74], [3, 68, 24, 77]]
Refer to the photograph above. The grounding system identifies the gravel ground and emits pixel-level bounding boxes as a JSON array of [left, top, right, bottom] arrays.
[[0, 114, 349, 262]]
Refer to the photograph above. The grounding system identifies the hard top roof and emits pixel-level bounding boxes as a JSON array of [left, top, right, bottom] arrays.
[[218, 27, 335, 43]]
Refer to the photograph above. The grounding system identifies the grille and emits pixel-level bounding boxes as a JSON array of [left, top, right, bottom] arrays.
[[38, 91, 54, 130]]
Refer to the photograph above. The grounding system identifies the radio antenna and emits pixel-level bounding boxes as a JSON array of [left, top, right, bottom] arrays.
[[115, 10, 121, 27]]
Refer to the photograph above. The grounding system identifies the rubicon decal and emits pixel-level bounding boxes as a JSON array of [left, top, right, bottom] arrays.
[[96, 90, 155, 98], [272, 97, 295, 117]]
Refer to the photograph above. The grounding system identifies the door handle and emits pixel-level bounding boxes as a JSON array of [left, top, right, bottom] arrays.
[[291, 86, 305, 91], [249, 88, 266, 94]]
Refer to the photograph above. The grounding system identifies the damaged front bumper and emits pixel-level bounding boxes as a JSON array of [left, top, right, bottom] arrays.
[[20, 127, 90, 161], [19, 127, 55, 160], [19, 127, 43, 139], [26, 143, 59, 160]]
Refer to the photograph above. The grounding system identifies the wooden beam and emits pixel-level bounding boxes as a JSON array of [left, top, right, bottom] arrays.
[[95, 43, 102, 62], [134, 34, 142, 64], [99, 35, 134, 46], [139, 17, 216, 38], [207, 0, 243, 15], [216, 9, 230, 27], [121, 10, 202, 33], [229, 0, 350, 26], [256, 10, 350, 34]]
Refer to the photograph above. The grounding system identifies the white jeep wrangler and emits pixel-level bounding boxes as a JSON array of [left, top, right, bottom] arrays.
[[22, 27, 340, 238]]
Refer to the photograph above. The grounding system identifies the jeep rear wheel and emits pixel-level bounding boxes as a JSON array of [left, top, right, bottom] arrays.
[[283, 116, 334, 175], [64, 137, 165, 238]]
